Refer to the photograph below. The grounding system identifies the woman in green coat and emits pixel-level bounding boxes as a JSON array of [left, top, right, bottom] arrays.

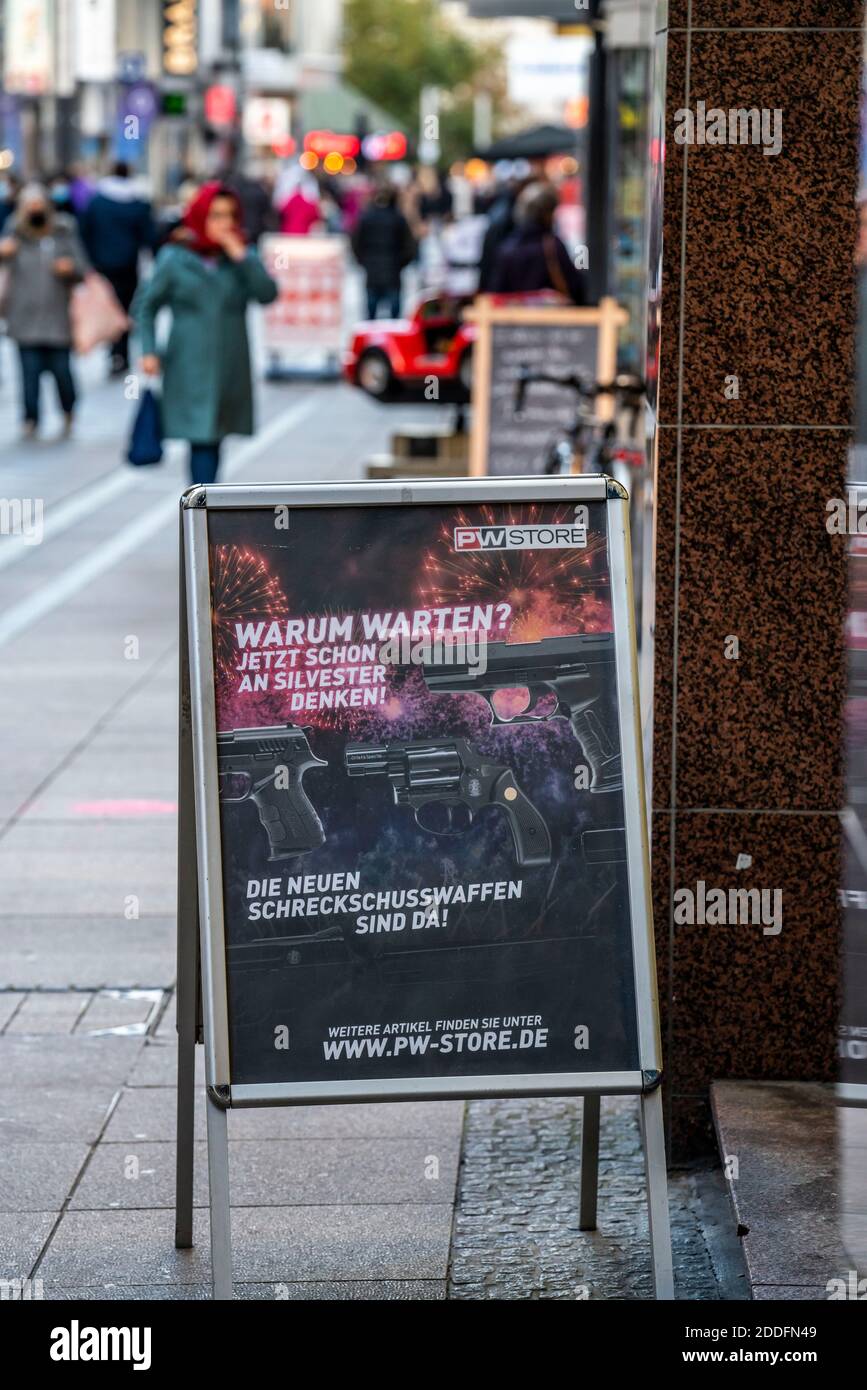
[[132, 182, 277, 484]]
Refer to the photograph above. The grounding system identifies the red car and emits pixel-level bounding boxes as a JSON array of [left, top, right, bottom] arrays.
[[344, 294, 476, 402]]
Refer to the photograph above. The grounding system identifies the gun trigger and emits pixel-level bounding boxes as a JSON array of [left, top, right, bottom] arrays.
[[415, 804, 444, 837]]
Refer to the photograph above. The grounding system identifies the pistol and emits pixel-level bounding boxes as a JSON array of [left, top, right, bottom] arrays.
[[422, 632, 621, 793], [344, 737, 551, 868], [217, 724, 327, 861]]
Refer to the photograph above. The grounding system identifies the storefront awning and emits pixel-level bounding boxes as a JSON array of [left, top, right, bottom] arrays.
[[476, 123, 580, 160], [298, 82, 407, 139]]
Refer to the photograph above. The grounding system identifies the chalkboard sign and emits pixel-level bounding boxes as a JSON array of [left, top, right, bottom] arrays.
[[469, 299, 627, 477], [176, 475, 671, 1299]]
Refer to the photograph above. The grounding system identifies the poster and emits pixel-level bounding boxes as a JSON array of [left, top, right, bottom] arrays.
[[207, 496, 642, 1090], [74, 0, 116, 83], [260, 234, 345, 358], [4, 0, 53, 95]]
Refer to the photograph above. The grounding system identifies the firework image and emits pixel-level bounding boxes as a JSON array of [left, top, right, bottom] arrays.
[[206, 498, 641, 1090]]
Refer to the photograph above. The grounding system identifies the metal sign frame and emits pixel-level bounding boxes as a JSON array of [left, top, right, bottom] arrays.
[[176, 474, 673, 1300], [839, 810, 867, 1109]]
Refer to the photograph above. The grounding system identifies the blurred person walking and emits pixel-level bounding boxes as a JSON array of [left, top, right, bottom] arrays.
[[477, 175, 531, 292], [81, 161, 156, 375], [48, 173, 77, 219], [220, 151, 278, 245], [351, 184, 416, 320], [132, 183, 278, 486], [0, 173, 21, 229], [0, 183, 88, 439], [490, 182, 589, 305], [276, 169, 322, 235]]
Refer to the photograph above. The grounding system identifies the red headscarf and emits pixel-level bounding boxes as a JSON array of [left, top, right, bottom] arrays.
[[181, 182, 245, 257]]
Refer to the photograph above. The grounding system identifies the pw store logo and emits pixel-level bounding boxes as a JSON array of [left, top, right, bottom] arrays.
[[454, 518, 588, 551]]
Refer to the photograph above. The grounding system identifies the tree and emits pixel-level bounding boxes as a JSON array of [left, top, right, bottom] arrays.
[[343, 0, 506, 166]]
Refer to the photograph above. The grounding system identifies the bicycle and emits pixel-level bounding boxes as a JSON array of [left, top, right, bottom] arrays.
[[513, 367, 646, 484]]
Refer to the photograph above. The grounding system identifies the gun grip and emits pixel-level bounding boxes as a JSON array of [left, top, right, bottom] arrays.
[[492, 770, 552, 869], [570, 707, 622, 793], [251, 768, 325, 862]]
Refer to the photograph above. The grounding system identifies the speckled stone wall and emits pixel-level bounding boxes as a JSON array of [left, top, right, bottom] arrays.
[[651, 0, 861, 1158]]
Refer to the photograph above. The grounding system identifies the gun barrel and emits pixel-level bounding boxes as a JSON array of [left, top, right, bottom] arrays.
[[344, 744, 390, 776], [217, 723, 308, 754], [344, 741, 463, 790], [422, 631, 615, 689]]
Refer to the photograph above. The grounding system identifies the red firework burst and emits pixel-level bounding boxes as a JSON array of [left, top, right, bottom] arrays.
[[416, 503, 611, 638], [211, 545, 289, 676]]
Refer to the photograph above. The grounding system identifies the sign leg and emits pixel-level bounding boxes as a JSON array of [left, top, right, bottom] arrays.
[[579, 1093, 600, 1230], [639, 1088, 674, 1299], [175, 519, 197, 1250], [206, 1092, 233, 1300], [174, 920, 197, 1249]]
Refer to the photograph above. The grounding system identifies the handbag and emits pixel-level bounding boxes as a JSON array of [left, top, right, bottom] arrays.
[[126, 387, 164, 467], [71, 271, 130, 355]]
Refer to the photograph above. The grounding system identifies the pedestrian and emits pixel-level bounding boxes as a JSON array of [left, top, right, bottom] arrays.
[[80, 160, 156, 375], [48, 172, 77, 220], [351, 183, 416, 320], [220, 151, 279, 245], [0, 183, 88, 439], [477, 175, 531, 292], [277, 170, 322, 236], [68, 163, 95, 217], [490, 182, 589, 305], [0, 173, 21, 229], [132, 182, 278, 486]]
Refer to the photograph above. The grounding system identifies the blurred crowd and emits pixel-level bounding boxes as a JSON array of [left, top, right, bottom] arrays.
[[0, 154, 585, 479]]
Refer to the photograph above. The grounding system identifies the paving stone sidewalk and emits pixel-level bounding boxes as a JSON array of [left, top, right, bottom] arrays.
[[449, 1095, 746, 1301]]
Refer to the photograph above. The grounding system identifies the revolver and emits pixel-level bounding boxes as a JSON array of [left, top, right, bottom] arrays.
[[344, 737, 551, 868], [422, 632, 621, 793], [217, 724, 327, 861]]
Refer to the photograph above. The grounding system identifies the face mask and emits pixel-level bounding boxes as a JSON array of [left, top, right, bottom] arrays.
[[28, 211, 47, 229], [51, 185, 70, 203]]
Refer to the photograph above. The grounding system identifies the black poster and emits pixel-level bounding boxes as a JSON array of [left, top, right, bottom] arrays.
[[487, 322, 600, 475], [208, 498, 640, 1089]]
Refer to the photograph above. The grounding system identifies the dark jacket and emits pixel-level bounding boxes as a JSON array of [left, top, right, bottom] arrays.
[[80, 176, 155, 272], [0, 210, 88, 346], [490, 225, 589, 305], [221, 173, 278, 245], [478, 196, 516, 292], [351, 203, 416, 291], [131, 243, 277, 442]]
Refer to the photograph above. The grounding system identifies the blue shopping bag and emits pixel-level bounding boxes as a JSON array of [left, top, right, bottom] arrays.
[[126, 387, 164, 466]]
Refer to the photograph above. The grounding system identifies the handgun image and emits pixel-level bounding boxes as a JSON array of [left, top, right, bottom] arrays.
[[344, 738, 552, 868], [422, 632, 621, 793], [217, 724, 327, 861]]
